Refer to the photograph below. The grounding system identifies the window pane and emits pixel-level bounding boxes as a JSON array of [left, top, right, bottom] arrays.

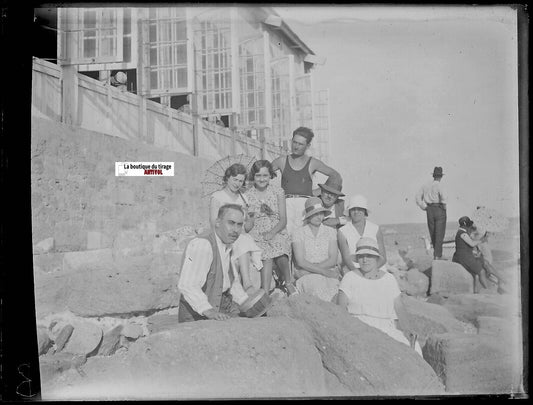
[[177, 68, 187, 88], [83, 39, 96, 58], [123, 37, 131, 62], [84, 10, 96, 28], [149, 24, 157, 42], [176, 43, 187, 64], [150, 48, 158, 65], [176, 20, 186, 39], [150, 71, 158, 88]]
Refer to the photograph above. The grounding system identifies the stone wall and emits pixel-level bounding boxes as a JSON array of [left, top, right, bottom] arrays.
[[31, 116, 213, 317]]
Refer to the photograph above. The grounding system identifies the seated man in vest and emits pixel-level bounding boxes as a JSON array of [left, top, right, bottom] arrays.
[[178, 203, 250, 322], [271, 126, 342, 238]]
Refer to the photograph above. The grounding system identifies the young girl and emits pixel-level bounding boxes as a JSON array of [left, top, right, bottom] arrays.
[[244, 160, 296, 296]]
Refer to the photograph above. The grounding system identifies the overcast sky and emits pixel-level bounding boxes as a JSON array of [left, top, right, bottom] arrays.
[[275, 5, 519, 225]]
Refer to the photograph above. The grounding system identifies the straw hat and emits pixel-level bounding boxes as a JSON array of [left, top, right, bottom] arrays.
[[355, 237, 382, 258], [344, 195, 369, 216], [303, 197, 331, 220]]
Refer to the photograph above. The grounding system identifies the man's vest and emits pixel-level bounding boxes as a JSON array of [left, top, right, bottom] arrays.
[[178, 232, 233, 322]]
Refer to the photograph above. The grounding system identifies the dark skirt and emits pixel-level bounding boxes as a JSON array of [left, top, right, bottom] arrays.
[[452, 251, 483, 276]]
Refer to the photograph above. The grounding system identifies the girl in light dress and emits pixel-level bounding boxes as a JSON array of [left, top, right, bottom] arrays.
[[337, 237, 422, 355], [209, 163, 262, 292], [244, 160, 296, 295]]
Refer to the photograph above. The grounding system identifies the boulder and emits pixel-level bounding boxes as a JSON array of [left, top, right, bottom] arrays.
[[430, 260, 474, 296], [41, 317, 327, 400], [34, 253, 182, 318], [269, 294, 444, 396], [37, 326, 52, 355], [97, 325, 123, 356], [395, 295, 469, 345], [39, 352, 87, 384], [405, 268, 429, 297], [475, 316, 522, 336], [86, 231, 112, 250], [147, 314, 181, 334], [121, 323, 144, 339], [54, 324, 74, 352], [63, 321, 103, 356], [34, 237, 55, 254], [423, 332, 524, 394], [439, 293, 519, 324]]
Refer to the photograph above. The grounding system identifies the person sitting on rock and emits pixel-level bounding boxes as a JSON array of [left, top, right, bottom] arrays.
[[178, 204, 251, 322], [291, 197, 342, 302], [337, 237, 422, 355], [452, 216, 489, 293]]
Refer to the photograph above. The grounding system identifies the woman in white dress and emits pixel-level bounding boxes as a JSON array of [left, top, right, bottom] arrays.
[[337, 195, 387, 274], [337, 237, 421, 354], [210, 163, 262, 292]]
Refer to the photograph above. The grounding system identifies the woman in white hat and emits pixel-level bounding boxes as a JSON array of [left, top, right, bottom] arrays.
[[337, 237, 421, 354], [337, 194, 387, 274], [291, 197, 341, 302]]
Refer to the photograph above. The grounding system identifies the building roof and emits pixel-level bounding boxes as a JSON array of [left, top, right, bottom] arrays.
[[254, 7, 316, 57]]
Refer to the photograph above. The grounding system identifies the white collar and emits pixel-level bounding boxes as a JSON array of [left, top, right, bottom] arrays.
[[214, 232, 233, 254]]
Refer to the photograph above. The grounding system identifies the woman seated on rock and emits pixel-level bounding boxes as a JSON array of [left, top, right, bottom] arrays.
[[291, 197, 342, 302], [337, 237, 422, 354], [452, 216, 489, 293], [210, 163, 262, 292], [337, 194, 387, 275]]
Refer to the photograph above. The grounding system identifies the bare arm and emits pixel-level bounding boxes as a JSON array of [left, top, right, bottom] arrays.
[[337, 290, 349, 310], [292, 240, 331, 276], [264, 189, 287, 239], [415, 186, 427, 210], [316, 238, 339, 270], [376, 228, 387, 268], [209, 196, 220, 230], [338, 230, 357, 271], [310, 158, 342, 183], [460, 232, 482, 247], [271, 156, 284, 174]]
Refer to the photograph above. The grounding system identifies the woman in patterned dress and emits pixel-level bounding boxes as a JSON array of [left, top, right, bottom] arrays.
[[292, 197, 341, 302], [244, 160, 296, 295]]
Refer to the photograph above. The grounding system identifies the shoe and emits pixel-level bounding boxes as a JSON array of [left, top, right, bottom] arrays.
[[284, 283, 299, 296]]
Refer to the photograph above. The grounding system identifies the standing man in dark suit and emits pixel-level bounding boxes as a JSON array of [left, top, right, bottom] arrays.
[[415, 166, 447, 260]]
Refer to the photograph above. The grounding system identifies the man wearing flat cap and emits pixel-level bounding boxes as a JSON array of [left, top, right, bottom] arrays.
[[415, 166, 447, 260]]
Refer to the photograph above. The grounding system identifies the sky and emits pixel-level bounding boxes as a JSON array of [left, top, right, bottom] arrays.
[[275, 6, 520, 225]]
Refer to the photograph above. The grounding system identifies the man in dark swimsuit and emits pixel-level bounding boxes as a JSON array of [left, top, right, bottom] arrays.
[[271, 127, 342, 238]]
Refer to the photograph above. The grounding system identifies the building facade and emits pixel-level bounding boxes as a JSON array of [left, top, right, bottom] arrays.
[[51, 6, 330, 161]]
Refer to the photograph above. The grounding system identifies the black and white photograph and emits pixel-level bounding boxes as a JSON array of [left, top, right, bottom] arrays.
[[2, 3, 527, 400]]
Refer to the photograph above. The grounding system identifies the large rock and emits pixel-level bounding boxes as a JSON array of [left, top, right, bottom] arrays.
[[430, 260, 473, 296], [41, 317, 327, 400], [97, 325, 124, 356], [439, 293, 519, 324], [395, 294, 470, 345], [39, 352, 87, 384], [34, 252, 182, 317], [63, 321, 103, 356], [405, 268, 429, 297], [54, 324, 74, 352], [37, 326, 53, 355], [146, 314, 181, 334], [423, 332, 524, 394], [269, 294, 444, 396]]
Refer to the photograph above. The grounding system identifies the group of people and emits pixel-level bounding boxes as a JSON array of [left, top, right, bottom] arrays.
[[416, 169, 504, 293], [177, 126, 421, 354]]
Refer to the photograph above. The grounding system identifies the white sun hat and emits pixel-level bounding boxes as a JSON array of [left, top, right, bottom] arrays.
[[344, 194, 370, 216]]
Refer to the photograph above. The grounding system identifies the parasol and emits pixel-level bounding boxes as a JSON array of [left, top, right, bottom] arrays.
[[201, 154, 257, 198], [470, 206, 509, 233]]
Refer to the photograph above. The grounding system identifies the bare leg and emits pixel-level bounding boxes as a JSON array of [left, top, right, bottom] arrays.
[[274, 255, 291, 284], [237, 254, 253, 291], [473, 275, 480, 294], [261, 259, 274, 292], [478, 269, 489, 290]]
